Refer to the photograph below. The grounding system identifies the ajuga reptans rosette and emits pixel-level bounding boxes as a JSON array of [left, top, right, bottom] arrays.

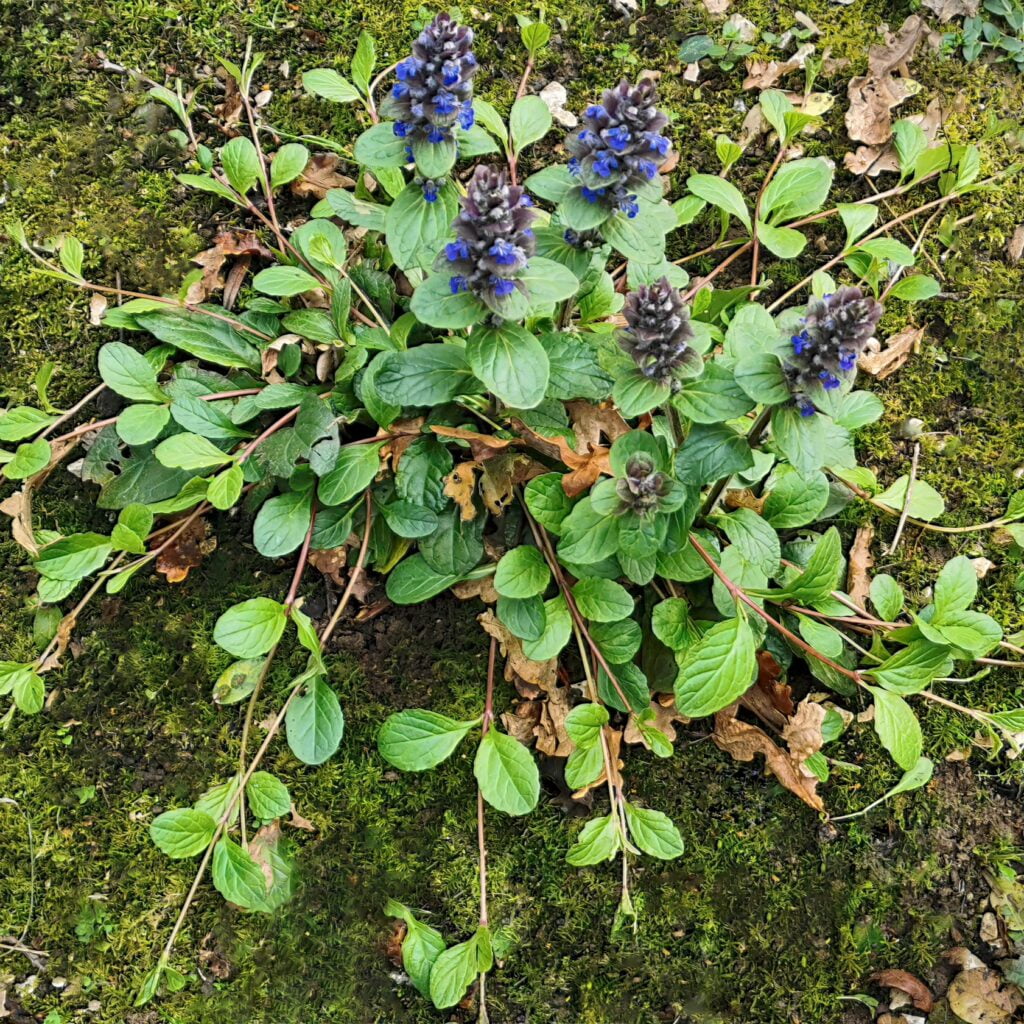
[[382, 12, 477, 148], [618, 277, 700, 387], [782, 286, 883, 416], [439, 164, 537, 315], [616, 454, 673, 518], [566, 79, 672, 218]]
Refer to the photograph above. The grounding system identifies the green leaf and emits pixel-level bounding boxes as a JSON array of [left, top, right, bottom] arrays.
[[564, 743, 604, 789], [116, 403, 170, 445], [624, 803, 684, 860], [734, 353, 790, 406], [177, 172, 241, 204], [320, 188, 388, 231], [252, 265, 321, 297], [213, 598, 288, 657], [857, 238, 915, 267], [497, 594, 545, 642], [557, 497, 620, 565], [674, 614, 756, 717], [4, 437, 52, 480], [318, 443, 381, 505], [303, 68, 361, 103], [686, 174, 751, 230], [59, 235, 84, 277], [411, 137, 457, 179], [270, 143, 310, 188], [763, 467, 829, 528], [760, 158, 833, 221], [474, 728, 540, 816], [596, 661, 649, 714], [170, 396, 249, 440], [375, 344, 478, 405], [782, 527, 843, 604], [494, 546, 550, 599], [519, 257, 580, 312], [874, 475, 945, 522], [564, 703, 609, 748], [510, 94, 552, 151], [98, 342, 166, 402], [889, 274, 940, 302], [572, 577, 633, 622], [868, 685, 922, 771], [602, 204, 671, 263], [378, 710, 478, 771], [221, 136, 261, 195], [12, 669, 44, 714], [524, 473, 574, 536], [194, 775, 242, 823], [838, 203, 879, 249], [154, 432, 233, 471], [917, 608, 1002, 657], [0, 406, 56, 441], [253, 490, 314, 557], [134, 310, 260, 372], [245, 771, 291, 820], [467, 324, 549, 409], [419, 506, 484, 575], [208, 463, 244, 510], [35, 533, 112, 580], [864, 640, 952, 695], [651, 597, 698, 652], [715, 507, 780, 576], [149, 808, 217, 858], [559, 187, 614, 231], [409, 273, 487, 329], [834, 391, 884, 431], [870, 574, 904, 621], [755, 222, 807, 258], [211, 837, 269, 911], [674, 363, 755, 424], [429, 936, 478, 1010], [385, 554, 461, 605], [212, 658, 264, 705], [566, 813, 620, 866], [385, 181, 458, 271], [286, 676, 344, 765], [770, 404, 829, 474], [391, 907, 445, 998], [933, 556, 978, 618], [675, 423, 754, 488], [521, 595, 572, 661], [351, 31, 376, 94], [354, 121, 410, 167], [613, 370, 671, 419], [380, 500, 438, 539], [524, 164, 575, 203], [724, 303, 782, 360]]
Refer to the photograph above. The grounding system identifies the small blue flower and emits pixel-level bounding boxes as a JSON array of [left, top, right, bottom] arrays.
[[458, 101, 475, 130], [638, 159, 658, 180], [450, 275, 468, 294], [585, 104, 607, 120], [394, 121, 410, 138], [489, 239, 519, 265], [606, 126, 630, 152], [521, 227, 534, 238], [405, 145, 414, 159], [578, 129, 597, 146], [791, 331, 811, 355], [445, 240, 471, 262], [491, 276, 516, 298], [567, 157, 581, 177], [434, 91, 457, 116], [392, 82, 409, 99], [620, 195, 639, 218], [396, 57, 421, 81], [518, 194, 533, 207], [581, 186, 606, 203], [798, 399, 817, 417], [839, 351, 857, 371], [819, 371, 841, 390], [592, 151, 619, 178], [423, 182, 439, 202], [644, 132, 671, 156], [427, 127, 446, 144], [442, 60, 460, 85]]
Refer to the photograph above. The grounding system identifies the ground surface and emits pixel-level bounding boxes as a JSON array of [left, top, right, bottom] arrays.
[[2, 1, 1024, 1022]]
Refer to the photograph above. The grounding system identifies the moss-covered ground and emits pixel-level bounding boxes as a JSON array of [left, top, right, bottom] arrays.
[[2, 1, 1024, 1021]]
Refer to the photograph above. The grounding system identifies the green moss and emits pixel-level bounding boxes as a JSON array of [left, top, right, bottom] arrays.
[[3, 1, 1024, 1022]]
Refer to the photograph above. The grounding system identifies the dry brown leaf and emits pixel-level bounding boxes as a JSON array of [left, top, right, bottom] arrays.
[[537, 681, 574, 757], [743, 44, 816, 91], [430, 424, 515, 462], [1, 489, 39, 556], [309, 546, 349, 585], [479, 610, 558, 691], [511, 419, 612, 498], [480, 452, 543, 517], [845, 16, 929, 147], [156, 517, 216, 583], [286, 804, 316, 831], [755, 649, 794, 717], [947, 963, 1023, 1024], [702, 0, 730, 12], [37, 613, 76, 674], [451, 576, 499, 603], [444, 461, 481, 521], [923, 0, 979, 20], [624, 700, 690, 748], [844, 97, 945, 176], [248, 821, 284, 892], [724, 488, 766, 514], [847, 524, 875, 607], [782, 700, 826, 763], [215, 72, 243, 127], [186, 230, 272, 305], [872, 969, 935, 1012], [1009, 226, 1024, 265], [566, 400, 631, 451], [712, 705, 824, 812], [290, 154, 356, 199], [89, 293, 108, 325], [860, 325, 925, 379]]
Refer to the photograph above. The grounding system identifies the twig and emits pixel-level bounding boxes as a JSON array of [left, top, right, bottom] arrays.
[[320, 491, 374, 645], [887, 442, 920, 555]]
